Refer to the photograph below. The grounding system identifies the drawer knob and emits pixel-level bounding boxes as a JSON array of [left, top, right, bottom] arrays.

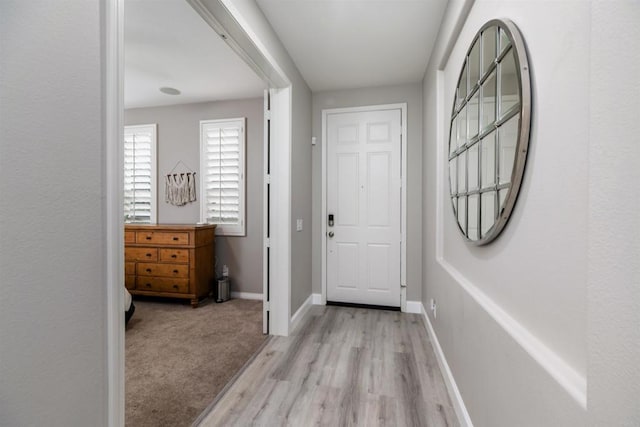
[[171, 254, 177, 258], [146, 253, 152, 257], [173, 285, 179, 289], [146, 236, 152, 240], [145, 283, 151, 288], [172, 237, 179, 241], [146, 268, 152, 273]]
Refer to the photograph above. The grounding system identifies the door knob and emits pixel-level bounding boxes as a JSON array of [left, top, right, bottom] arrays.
[[328, 231, 334, 238]]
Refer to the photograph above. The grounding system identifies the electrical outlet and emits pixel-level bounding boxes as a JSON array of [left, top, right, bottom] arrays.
[[430, 298, 437, 319], [222, 264, 229, 277]]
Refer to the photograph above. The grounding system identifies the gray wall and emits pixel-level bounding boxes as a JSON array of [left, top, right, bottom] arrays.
[[125, 98, 264, 294], [312, 84, 423, 302], [587, 1, 640, 423], [216, 0, 314, 317], [0, 1, 108, 425], [422, 0, 639, 425]]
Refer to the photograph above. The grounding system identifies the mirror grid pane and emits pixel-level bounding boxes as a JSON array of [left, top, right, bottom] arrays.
[[457, 196, 467, 236], [482, 26, 497, 74]]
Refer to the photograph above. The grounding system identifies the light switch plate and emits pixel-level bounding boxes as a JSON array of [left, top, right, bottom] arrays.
[[296, 219, 303, 231]]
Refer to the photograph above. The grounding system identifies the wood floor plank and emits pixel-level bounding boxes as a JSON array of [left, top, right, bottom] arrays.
[[394, 351, 429, 427], [336, 346, 365, 426], [229, 378, 281, 426], [294, 384, 343, 426], [197, 306, 459, 427], [199, 348, 283, 425], [377, 394, 399, 427], [408, 315, 460, 423], [246, 379, 292, 425]]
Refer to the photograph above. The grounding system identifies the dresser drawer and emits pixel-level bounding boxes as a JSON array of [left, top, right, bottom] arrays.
[[125, 262, 136, 275], [136, 231, 189, 245], [159, 248, 189, 263], [125, 275, 136, 290], [136, 277, 189, 294], [125, 231, 136, 244], [137, 263, 189, 278], [125, 247, 158, 262]]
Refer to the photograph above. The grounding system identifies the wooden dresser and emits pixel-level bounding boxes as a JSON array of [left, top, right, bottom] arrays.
[[125, 224, 216, 308]]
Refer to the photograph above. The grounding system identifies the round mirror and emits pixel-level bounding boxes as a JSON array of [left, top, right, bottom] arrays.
[[448, 19, 531, 245]]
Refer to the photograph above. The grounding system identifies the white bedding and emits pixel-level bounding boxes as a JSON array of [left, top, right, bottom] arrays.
[[124, 288, 132, 311]]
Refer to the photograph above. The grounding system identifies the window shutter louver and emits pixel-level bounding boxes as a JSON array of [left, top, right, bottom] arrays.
[[124, 124, 157, 224], [200, 118, 245, 236]]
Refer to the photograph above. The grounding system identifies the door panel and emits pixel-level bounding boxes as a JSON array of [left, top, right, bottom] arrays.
[[367, 151, 391, 226], [337, 243, 358, 289], [367, 244, 391, 291], [338, 124, 359, 145], [337, 153, 359, 226], [367, 122, 392, 143], [326, 108, 401, 307]]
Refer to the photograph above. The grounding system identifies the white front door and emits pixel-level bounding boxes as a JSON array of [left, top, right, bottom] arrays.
[[326, 108, 402, 307]]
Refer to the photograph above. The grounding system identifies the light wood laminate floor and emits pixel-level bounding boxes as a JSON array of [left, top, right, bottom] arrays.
[[197, 305, 458, 427]]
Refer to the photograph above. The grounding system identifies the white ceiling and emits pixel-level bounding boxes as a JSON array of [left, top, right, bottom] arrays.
[[256, 0, 449, 92], [124, 0, 266, 109], [125, 0, 448, 107]]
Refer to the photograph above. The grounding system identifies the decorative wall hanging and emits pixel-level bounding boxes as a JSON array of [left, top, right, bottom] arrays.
[[448, 19, 531, 245], [165, 160, 196, 206]]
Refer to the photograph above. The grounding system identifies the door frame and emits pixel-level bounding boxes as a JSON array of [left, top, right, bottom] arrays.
[[321, 103, 408, 311], [186, 0, 292, 338], [105, 1, 125, 424]]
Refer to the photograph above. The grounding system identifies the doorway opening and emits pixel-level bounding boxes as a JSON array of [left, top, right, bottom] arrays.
[[106, 0, 294, 425]]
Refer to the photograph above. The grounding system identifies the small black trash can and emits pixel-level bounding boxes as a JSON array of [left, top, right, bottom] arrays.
[[214, 276, 230, 303]]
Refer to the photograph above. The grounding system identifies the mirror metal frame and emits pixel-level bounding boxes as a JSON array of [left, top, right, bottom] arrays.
[[448, 18, 531, 245]]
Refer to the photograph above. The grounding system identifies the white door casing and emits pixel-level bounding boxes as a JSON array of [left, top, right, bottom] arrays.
[[263, 89, 269, 334], [326, 107, 403, 307]]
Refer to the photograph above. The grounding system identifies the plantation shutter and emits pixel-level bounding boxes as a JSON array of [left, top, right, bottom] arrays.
[[124, 124, 157, 223], [200, 118, 245, 235]]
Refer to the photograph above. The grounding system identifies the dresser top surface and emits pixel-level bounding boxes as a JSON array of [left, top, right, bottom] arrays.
[[125, 223, 216, 231]]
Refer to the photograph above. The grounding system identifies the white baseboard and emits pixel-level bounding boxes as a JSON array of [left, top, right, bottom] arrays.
[[405, 300, 422, 314], [312, 293, 323, 305], [231, 291, 263, 300], [291, 293, 314, 332], [421, 303, 473, 427]]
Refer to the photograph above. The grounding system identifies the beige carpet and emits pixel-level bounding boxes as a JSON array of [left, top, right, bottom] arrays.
[[125, 298, 265, 427]]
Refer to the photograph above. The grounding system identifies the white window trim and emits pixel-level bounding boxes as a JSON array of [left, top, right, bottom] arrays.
[[124, 123, 157, 224], [199, 117, 246, 236]]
